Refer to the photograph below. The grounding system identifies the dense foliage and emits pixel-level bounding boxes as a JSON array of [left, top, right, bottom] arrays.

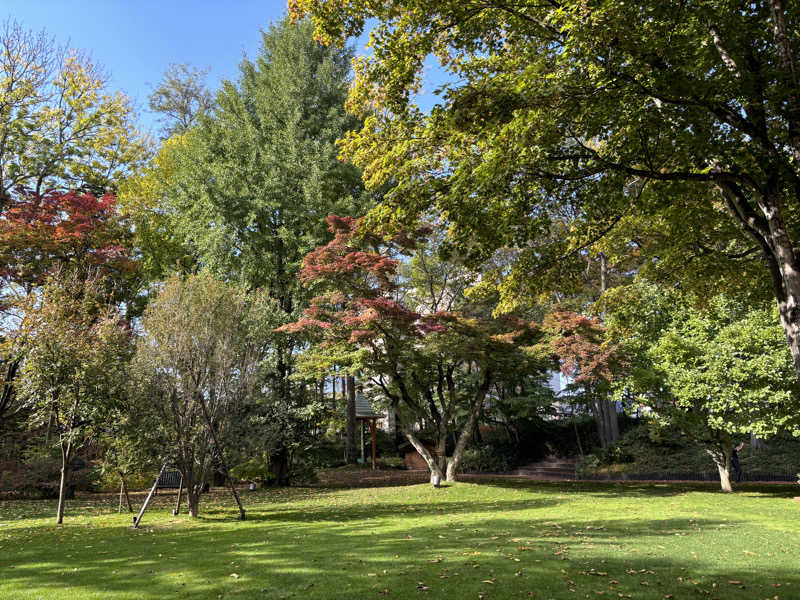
[[292, 0, 800, 382], [282, 216, 548, 480]]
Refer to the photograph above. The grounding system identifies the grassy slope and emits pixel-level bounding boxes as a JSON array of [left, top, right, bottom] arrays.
[[1, 480, 798, 599]]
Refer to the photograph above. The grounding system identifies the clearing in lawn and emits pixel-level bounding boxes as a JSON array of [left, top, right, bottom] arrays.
[[0, 479, 798, 599]]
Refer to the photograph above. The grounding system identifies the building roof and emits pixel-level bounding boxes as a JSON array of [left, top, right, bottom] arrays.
[[355, 393, 380, 418]]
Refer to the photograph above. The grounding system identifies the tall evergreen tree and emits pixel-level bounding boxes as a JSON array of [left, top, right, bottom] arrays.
[[150, 18, 369, 481]]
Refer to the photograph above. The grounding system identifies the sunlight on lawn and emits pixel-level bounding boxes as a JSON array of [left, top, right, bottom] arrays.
[[1, 480, 798, 599]]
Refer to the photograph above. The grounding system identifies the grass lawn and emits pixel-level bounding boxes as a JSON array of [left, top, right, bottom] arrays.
[[1, 477, 798, 599]]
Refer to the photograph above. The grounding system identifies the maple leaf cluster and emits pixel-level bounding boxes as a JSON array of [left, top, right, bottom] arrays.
[[281, 215, 543, 382], [545, 310, 628, 385], [0, 189, 136, 300]]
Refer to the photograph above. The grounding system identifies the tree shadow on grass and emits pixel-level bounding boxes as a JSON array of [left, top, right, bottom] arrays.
[[2, 504, 798, 600], [471, 476, 800, 498]]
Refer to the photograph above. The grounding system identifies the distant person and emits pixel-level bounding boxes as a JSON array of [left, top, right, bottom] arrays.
[[731, 441, 745, 482]]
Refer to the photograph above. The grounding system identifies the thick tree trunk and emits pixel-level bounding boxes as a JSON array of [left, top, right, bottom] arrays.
[[345, 375, 357, 464], [56, 441, 72, 524], [605, 398, 620, 443], [434, 433, 447, 475], [593, 397, 619, 448], [707, 442, 734, 492], [717, 460, 733, 493], [268, 446, 291, 486], [719, 183, 800, 381], [403, 430, 443, 482]]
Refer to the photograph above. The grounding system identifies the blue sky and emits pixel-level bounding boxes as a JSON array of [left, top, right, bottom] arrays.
[[2, 1, 444, 136]]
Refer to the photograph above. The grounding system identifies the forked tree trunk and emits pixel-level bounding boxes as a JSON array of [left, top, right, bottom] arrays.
[[707, 442, 734, 493], [403, 431, 444, 482], [446, 378, 491, 481], [718, 182, 800, 383]]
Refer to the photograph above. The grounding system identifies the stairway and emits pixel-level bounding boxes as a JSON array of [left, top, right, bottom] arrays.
[[514, 456, 578, 479]]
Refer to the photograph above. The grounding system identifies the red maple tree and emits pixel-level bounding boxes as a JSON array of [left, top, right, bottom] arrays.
[[281, 215, 543, 481], [0, 188, 136, 301]]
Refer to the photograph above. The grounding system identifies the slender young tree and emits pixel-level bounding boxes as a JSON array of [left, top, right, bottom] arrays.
[[15, 271, 132, 523]]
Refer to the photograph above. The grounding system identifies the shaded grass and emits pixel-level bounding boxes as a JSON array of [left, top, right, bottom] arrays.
[[1, 479, 799, 599]]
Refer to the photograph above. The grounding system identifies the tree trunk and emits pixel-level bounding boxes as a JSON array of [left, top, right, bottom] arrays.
[[187, 489, 200, 517], [56, 441, 72, 524], [707, 442, 734, 493], [119, 472, 133, 512], [345, 375, 357, 464], [445, 372, 492, 481], [572, 410, 585, 457], [717, 459, 733, 493], [403, 430, 443, 482], [605, 398, 620, 443], [434, 432, 447, 476], [593, 396, 619, 448], [718, 182, 800, 381], [268, 446, 291, 486]]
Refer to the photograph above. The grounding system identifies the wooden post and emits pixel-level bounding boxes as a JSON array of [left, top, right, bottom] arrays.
[[133, 461, 168, 529], [360, 419, 365, 464], [173, 473, 184, 515], [118, 480, 124, 513], [370, 418, 377, 470], [119, 472, 133, 513]]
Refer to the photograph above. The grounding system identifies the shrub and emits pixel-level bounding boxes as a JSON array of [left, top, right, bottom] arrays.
[[460, 440, 517, 473], [289, 459, 319, 486], [376, 456, 405, 469]]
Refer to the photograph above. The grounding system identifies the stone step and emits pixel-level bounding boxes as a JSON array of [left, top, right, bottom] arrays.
[[513, 456, 579, 479], [520, 465, 575, 471]]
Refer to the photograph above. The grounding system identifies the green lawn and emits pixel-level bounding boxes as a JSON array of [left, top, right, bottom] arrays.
[[1, 479, 798, 599]]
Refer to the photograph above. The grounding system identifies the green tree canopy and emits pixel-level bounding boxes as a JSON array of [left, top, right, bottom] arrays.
[[130, 273, 281, 517], [0, 19, 148, 201], [603, 282, 800, 491], [291, 1, 800, 380]]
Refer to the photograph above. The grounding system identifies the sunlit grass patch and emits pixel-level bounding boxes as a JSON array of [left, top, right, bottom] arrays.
[[1, 480, 798, 599]]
